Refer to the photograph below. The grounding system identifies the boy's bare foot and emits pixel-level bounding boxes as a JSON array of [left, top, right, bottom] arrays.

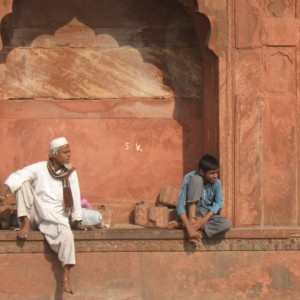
[[168, 220, 184, 229], [17, 217, 30, 239], [62, 265, 73, 294]]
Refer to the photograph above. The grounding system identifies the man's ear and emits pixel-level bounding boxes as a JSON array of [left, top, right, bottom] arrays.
[[199, 169, 205, 176]]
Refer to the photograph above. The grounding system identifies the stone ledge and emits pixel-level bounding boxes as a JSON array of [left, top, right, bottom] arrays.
[[0, 224, 300, 241], [0, 225, 300, 253]]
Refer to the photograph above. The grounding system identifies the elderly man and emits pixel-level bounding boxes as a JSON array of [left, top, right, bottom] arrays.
[[0, 137, 87, 294]]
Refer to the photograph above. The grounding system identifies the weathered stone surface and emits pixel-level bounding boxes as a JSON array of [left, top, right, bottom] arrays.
[[2, 0, 300, 299], [0, 47, 171, 99], [197, 0, 227, 56], [0, 0, 202, 100], [236, 0, 263, 48], [1, 228, 300, 299], [6, 27, 198, 49], [0, 0, 204, 224], [262, 18, 298, 45], [265, 0, 295, 18], [235, 49, 263, 97], [2, 226, 300, 251], [262, 47, 296, 95], [0, 0, 12, 28], [7, 0, 190, 29], [0, 118, 204, 222], [235, 96, 263, 226], [263, 98, 297, 225], [0, 99, 201, 120], [1, 249, 300, 300]]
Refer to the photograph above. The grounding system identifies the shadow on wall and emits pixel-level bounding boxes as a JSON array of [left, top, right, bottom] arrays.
[[0, 0, 219, 209], [0, 0, 201, 102]]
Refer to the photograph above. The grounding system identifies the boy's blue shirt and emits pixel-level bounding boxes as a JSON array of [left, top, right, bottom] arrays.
[[176, 171, 224, 216]]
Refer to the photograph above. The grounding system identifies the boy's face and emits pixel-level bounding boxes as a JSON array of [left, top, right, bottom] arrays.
[[200, 169, 219, 184]]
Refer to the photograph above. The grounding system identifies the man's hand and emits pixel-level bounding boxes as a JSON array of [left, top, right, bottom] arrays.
[[0, 184, 9, 205], [74, 221, 97, 231]]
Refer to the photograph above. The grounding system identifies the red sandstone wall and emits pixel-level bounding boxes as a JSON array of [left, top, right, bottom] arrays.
[[0, 0, 205, 222], [1, 250, 300, 300], [233, 0, 298, 226], [1, 1, 300, 300], [1, 0, 298, 228], [195, 0, 300, 227]]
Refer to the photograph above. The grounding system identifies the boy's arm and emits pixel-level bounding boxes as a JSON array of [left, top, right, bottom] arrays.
[[193, 211, 214, 230], [188, 202, 197, 220], [177, 201, 200, 243], [210, 180, 224, 214]]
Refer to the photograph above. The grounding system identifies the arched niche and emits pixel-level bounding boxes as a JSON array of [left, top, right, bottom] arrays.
[[0, 0, 229, 223]]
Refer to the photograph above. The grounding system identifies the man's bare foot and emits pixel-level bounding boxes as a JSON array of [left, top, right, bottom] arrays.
[[168, 220, 184, 229], [62, 265, 73, 294], [17, 216, 30, 239]]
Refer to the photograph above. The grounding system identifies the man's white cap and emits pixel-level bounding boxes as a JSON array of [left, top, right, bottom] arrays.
[[49, 137, 69, 150]]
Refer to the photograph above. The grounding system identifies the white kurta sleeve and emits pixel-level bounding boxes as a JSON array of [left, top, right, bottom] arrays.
[[4, 162, 43, 193], [69, 171, 82, 222]]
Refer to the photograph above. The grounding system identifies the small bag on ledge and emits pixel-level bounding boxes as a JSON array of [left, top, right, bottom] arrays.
[[134, 201, 149, 226], [147, 206, 169, 228], [97, 205, 113, 228], [158, 186, 179, 208]]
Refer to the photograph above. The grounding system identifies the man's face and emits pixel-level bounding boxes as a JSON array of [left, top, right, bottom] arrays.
[[200, 169, 219, 184], [53, 144, 71, 168]]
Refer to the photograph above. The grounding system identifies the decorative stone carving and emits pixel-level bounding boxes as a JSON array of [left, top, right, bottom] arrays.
[[1, 237, 300, 253], [266, 0, 295, 18]]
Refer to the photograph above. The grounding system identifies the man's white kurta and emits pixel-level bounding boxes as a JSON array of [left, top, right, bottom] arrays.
[[5, 161, 82, 266]]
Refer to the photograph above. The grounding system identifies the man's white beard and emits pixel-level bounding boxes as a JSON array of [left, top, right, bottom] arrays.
[[64, 162, 73, 170]]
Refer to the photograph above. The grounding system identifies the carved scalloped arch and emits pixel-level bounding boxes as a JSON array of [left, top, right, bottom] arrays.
[[177, 0, 226, 57], [0, 0, 13, 50], [196, 0, 227, 57], [1, 0, 227, 57]]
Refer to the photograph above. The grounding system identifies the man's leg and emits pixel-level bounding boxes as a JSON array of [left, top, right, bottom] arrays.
[[42, 223, 76, 293], [15, 181, 40, 239], [168, 220, 184, 229], [62, 264, 73, 294], [18, 216, 31, 239]]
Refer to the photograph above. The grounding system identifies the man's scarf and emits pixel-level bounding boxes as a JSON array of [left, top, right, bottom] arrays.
[[47, 160, 75, 213]]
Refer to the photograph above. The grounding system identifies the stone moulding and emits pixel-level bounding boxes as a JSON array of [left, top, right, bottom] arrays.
[[177, 0, 226, 57], [0, 228, 300, 253]]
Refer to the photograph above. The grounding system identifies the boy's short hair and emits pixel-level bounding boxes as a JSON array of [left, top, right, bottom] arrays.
[[199, 154, 219, 172]]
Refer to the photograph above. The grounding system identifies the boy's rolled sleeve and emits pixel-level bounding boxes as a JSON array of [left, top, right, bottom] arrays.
[[176, 188, 187, 215], [209, 180, 223, 214], [187, 175, 203, 204], [176, 171, 198, 216]]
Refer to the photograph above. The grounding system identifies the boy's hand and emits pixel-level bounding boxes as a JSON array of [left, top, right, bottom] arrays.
[[179, 214, 201, 243], [192, 217, 206, 231], [186, 225, 200, 243]]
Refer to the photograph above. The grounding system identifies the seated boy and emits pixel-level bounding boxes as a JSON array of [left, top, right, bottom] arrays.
[[169, 154, 231, 243]]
